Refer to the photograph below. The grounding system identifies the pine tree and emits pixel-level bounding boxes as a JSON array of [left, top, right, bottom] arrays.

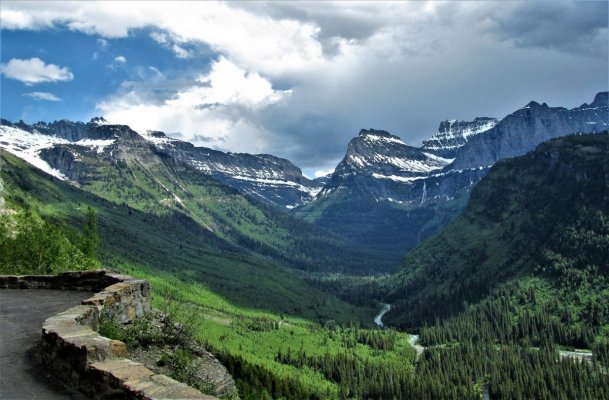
[[82, 206, 99, 259]]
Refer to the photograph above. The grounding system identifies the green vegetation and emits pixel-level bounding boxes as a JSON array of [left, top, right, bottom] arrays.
[[417, 343, 608, 400], [294, 175, 471, 266], [99, 308, 224, 397], [386, 134, 609, 348], [0, 207, 100, 274], [47, 142, 384, 274], [96, 265, 418, 400], [377, 134, 609, 399], [81, 206, 99, 259], [1, 150, 371, 322], [3, 133, 609, 399]]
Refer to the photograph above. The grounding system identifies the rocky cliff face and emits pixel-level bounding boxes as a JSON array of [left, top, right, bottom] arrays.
[[422, 117, 498, 158], [144, 131, 321, 209], [0, 119, 320, 209], [452, 92, 609, 170], [319, 129, 454, 204]]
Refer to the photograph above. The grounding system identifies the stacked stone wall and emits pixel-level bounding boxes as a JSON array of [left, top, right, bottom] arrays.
[[0, 270, 216, 400]]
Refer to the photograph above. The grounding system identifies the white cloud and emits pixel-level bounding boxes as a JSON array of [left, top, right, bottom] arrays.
[[114, 55, 127, 63], [149, 31, 168, 44], [97, 57, 290, 152], [314, 168, 335, 178], [171, 44, 191, 59], [2, 1, 606, 170], [0, 57, 74, 85], [150, 31, 191, 58], [97, 38, 108, 48], [23, 91, 61, 101], [0, 1, 327, 75]]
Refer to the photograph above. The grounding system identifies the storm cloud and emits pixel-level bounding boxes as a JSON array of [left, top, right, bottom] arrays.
[[2, 1, 607, 175]]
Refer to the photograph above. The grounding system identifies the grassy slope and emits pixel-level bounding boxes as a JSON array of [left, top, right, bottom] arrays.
[[384, 134, 609, 341], [1, 149, 371, 323], [52, 141, 382, 274], [1, 149, 419, 399]]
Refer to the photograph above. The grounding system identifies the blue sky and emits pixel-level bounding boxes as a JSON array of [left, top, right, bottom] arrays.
[[1, 28, 215, 123], [1, 1, 607, 177]]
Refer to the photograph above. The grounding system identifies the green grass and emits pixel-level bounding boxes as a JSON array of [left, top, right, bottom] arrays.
[[126, 265, 416, 399], [49, 144, 382, 274], [0, 150, 372, 323], [1, 149, 419, 398]]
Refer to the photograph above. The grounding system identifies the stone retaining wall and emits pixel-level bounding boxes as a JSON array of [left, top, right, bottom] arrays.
[[0, 270, 216, 400]]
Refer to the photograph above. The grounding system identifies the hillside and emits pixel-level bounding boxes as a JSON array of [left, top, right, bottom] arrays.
[[0, 122, 392, 273], [0, 149, 373, 322], [384, 133, 609, 349]]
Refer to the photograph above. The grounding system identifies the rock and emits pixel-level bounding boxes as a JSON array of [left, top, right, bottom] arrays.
[[452, 91, 609, 170]]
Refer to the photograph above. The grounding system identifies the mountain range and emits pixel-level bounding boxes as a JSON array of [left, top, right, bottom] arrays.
[[1, 92, 608, 400], [0, 117, 323, 209], [1, 91, 607, 267], [297, 92, 608, 259]]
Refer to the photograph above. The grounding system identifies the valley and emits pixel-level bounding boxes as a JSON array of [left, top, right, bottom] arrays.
[[1, 2, 608, 398], [1, 93, 608, 399]]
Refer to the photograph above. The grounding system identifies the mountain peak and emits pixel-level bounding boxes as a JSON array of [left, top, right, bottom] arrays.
[[524, 101, 541, 108], [89, 116, 109, 125], [359, 128, 394, 138], [357, 129, 406, 145], [422, 117, 498, 157], [591, 91, 608, 107]]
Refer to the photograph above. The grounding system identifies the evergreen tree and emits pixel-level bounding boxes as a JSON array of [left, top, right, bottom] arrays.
[[82, 206, 99, 259]]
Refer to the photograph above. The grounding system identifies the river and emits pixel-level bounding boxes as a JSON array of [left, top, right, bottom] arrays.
[[373, 303, 391, 327]]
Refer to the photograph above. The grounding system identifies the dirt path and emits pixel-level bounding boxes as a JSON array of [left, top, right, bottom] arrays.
[[0, 289, 91, 400]]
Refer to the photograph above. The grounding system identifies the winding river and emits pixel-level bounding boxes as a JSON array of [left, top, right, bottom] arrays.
[[373, 303, 392, 327]]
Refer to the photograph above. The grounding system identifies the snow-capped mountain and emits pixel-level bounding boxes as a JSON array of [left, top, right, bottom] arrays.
[[0, 118, 321, 209], [136, 130, 321, 209], [297, 91, 609, 262], [318, 128, 457, 203], [2, 91, 607, 262], [421, 117, 498, 158]]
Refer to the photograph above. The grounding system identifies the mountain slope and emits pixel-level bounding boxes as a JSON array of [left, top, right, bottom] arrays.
[[0, 121, 389, 273], [1, 118, 321, 209], [384, 133, 609, 347], [0, 149, 372, 322], [297, 92, 608, 261]]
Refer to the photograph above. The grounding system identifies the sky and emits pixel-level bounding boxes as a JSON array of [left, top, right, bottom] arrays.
[[1, 1, 607, 178]]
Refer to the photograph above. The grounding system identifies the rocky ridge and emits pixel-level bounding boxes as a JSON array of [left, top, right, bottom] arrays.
[[421, 117, 498, 158], [0, 118, 320, 209]]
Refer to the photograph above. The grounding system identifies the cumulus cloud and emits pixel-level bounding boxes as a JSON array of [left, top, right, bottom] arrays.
[[0, 1, 327, 75], [114, 55, 127, 63], [97, 57, 290, 152], [0, 57, 74, 85], [150, 31, 191, 58], [23, 91, 61, 101], [2, 1, 607, 170]]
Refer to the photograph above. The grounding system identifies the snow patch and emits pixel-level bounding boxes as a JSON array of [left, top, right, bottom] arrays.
[[363, 134, 406, 145], [0, 124, 117, 180], [372, 173, 422, 183]]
